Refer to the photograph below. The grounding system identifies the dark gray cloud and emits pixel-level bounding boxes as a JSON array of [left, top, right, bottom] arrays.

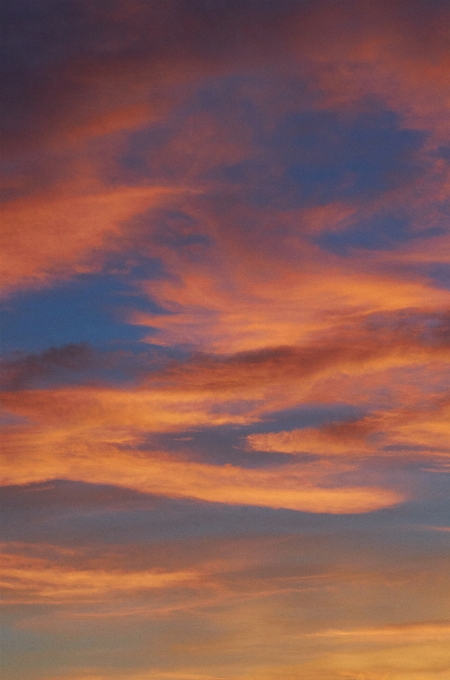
[[0, 343, 95, 390]]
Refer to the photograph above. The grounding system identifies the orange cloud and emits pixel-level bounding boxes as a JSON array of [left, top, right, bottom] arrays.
[[0, 428, 402, 514], [248, 395, 450, 459], [247, 422, 375, 457], [295, 621, 450, 680], [0, 185, 188, 294], [122, 190, 450, 355], [8, 529, 448, 679], [308, 619, 450, 642], [1, 318, 448, 515], [1, 551, 201, 605], [3, 314, 447, 429]]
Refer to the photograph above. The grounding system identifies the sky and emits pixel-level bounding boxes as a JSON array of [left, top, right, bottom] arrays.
[[1, 1, 450, 679]]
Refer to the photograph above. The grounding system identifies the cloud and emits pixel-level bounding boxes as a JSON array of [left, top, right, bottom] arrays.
[[5, 530, 448, 679], [2, 308, 447, 422], [2, 3, 450, 680], [308, 619, 450, 641], [1, 0, 448, 326], [0, 429, 403, 514], [247, 420, 375, 456], [1, 550, 201, 604], [0, 185, 186, 294], [115, 131, 449, 366], [3, 0, 449, 300], [248, 393, 450, 460], [140, 281, 448, 355], [144, 311, 450, 407], [0, 343, 95, 390], [1, 310, 448, 515], [38, 618, 450, 680], [0, 0, 325, 159], [295, 622, 450, 680], [3, 0, 449, 151]]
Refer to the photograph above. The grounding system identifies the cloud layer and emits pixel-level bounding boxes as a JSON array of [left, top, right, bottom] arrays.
[[1, 2, 450, 679]]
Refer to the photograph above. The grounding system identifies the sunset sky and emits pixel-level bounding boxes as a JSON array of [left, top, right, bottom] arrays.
[[1, 1, 450, 679]]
